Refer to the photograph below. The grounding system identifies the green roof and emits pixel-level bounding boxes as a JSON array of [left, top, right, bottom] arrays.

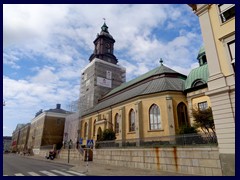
[[185, 64, 209, 90], [82, 64, 187, 117], [104, 64, 182, 97]]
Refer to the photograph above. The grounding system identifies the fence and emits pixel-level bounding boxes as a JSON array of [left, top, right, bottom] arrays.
[[95, 133, 217, 149]]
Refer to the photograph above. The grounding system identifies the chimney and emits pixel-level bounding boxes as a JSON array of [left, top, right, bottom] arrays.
[[56, 104, 61, 109]]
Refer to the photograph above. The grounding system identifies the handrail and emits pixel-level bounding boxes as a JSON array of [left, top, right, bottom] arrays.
[[78, 145, 84, 156]]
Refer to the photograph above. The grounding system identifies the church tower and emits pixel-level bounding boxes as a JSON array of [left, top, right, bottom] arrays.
[[79, 22, 126, 113], [89, 22, 118, 64]]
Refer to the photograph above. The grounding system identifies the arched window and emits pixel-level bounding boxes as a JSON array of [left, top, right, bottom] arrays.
[[129, 109, 135, 132], [149, 104, 161, 130], [97, 127, 102, 141], [93, 120, 96, 137], [177, 102, 189, 128], [192, 79, 205, 87], [115, 113, 120, 133], [84, 122, 88, 139]]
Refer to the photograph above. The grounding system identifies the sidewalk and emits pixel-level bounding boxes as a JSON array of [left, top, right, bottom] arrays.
[[25, 154, 194, 176]]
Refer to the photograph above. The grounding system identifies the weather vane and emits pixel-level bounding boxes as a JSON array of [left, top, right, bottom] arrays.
[[103, 18, 106, 23]]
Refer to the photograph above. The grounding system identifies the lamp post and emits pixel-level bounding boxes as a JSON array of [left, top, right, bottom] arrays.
[[67, 139, 72, 164]]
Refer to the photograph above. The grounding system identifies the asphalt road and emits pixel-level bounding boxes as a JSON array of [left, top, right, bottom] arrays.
[[3, 153, 85, 176]]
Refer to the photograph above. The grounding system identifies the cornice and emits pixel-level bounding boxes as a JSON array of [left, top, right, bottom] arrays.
[[195, 4, 211, 16]]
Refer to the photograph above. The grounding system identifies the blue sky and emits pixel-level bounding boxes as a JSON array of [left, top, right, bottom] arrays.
[[3, 4, 203, 136]]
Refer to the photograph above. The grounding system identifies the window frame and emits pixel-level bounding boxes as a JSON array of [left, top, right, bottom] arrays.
[[228, 40, 235, 71], [198, 101, 208, 111], [218, 4, 235, 23], [192, 79, 205, 87], [149, 104, 162, 130], [129, 109, 135, 132], [222, 34, 235, 74]]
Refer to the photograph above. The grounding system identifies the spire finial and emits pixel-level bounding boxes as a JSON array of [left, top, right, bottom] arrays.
[[101, 18, 109, 33], [159, 58, 163, 65]]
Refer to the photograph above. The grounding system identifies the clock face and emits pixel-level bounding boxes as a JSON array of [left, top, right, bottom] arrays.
[[105, 43, 110, 48]]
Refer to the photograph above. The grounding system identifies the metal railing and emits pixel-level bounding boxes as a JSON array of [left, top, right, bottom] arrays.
[[95, 133, 217, 149], [78, 145, 84, 156]]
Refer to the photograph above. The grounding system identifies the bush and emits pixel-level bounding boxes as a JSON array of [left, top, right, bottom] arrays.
[[178, 125, 198, 134], [101, 129, 116, 141]]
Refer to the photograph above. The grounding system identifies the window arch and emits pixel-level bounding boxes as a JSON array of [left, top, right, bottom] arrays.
[[84, 122, 88, 139], [115, 113, 120, 133], [129, 109, 135, 132], [149, 104, 161, 130], [192, 79, 205, 87]]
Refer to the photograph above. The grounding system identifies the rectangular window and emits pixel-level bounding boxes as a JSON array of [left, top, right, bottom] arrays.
[[198, 101, 208, 111], [218, 4, 235, 23], [228, 40, 235, 71]]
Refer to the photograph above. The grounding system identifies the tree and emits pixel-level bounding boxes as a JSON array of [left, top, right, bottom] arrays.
[[101, 129, 116, 141], [192, 106, 215, 137]]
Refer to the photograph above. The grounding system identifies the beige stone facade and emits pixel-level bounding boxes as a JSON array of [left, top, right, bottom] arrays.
[[17, 123, 30, 152], [189, 4, 235, 175], [93, 147, 222, 176], [27, 104, 72, 154], [11, 124, 25, 152], [81, 91, 188, 143]]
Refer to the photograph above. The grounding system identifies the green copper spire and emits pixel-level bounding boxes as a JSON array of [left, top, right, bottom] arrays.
[[101, 22, 109, 33]]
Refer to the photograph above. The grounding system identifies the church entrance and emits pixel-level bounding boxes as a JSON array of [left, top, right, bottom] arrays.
[[97, 127, 102, 141], [177, 102, 189, 128]]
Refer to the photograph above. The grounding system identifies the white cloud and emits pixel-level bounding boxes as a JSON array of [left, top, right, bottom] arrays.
[[3, 4, 203, 135]]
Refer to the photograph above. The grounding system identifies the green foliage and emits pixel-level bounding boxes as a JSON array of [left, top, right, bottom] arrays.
[[178, 125, 198, 134], [101, 129, 116, 141], [192, 107, 215, 134]]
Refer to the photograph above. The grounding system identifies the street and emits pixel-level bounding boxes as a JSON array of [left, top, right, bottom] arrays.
[[3, 153, 86, 176]]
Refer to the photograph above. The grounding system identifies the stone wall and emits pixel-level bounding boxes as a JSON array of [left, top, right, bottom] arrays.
[[93, 147, 222, 176]]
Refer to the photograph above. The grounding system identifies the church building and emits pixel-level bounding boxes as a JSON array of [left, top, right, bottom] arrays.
[[79, 22, 209, 146]]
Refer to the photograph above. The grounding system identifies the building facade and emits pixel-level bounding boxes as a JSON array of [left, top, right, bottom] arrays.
[[11, 124, 25, 152], [80, 62, 188, 145], [189, 4, 235, 175], [185, 47, 211, 125], [17, 123, 30, 153], [79, 23, 217, 146], [27, 104, 72, 154]]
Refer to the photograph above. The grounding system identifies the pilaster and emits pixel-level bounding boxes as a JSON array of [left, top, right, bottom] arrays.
[[135, 101, 142, 146], [166, 96, 175, 136], [119, 107, 126, 147]]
